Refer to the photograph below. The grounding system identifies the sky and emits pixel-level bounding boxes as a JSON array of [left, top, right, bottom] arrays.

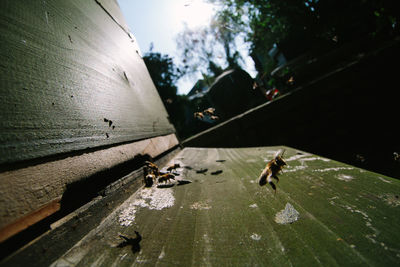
[[117, 0, 256, 95]]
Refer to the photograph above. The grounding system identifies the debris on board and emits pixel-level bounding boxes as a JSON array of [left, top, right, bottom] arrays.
[[380, 193, 400, 207], [336, 174, 355, 182], [190, 201, 211, 210], [250, 233, 261, 241], [275, 203, 300, 224], [119, 187, 175, 226]]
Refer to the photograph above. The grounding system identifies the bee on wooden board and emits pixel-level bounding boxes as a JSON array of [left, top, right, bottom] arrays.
[[158, 173, 175, 184], [166, 163, 180, 172], [145, 161, 160, 176], [194, 112, 204, 120], [143, 166, 155, 187], [203, 107, 215, 116], [210, 115, 219, 120], [258, 150, 287, 194]]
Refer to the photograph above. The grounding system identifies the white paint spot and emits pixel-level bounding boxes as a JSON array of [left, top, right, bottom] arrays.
[[275, 203, 300, 224], [379, 193, 400, 207], [284, 165, 307, 173], [285, 154, 309, 162], [119, 188, 175, 226], [378, 177, 392, 184], [45, 11, 49, 24], [158, 247, 166, 259], [337, 174, 354, 182], [190, 201, 211, 210], [300, 157, 330, 162], [313, 167, 354, 172], [249, 203, 258, 208], [250, 233, 261, 240]]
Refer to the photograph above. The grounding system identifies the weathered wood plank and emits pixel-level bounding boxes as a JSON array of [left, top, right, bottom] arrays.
[[15, 146, 397, 266], [0, 0, 174, 164], [0, 134, 178, 240]]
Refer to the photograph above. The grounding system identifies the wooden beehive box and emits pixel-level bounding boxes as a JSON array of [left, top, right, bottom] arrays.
[[0, 0, 178, 246], [1, 1, 399, 266]]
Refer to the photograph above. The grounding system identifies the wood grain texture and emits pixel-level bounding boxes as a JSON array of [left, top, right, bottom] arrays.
[[0, 133, 178, 236], [14, 146, 396, 266], [0, 0, 174, 164]]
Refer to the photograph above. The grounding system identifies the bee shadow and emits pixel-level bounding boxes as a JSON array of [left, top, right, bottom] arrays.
[[117, 231, 142, 254]]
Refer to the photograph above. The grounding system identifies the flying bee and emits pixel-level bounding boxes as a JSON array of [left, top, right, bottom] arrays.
[[158, 173, 175, 184], [194, 112, 204, 120], [167, 163, 180, 172], [203, 107, 215, 116], [258, 150, 287, 194]]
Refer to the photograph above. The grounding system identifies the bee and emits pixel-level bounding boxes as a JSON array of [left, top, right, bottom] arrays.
[[158, 173, 175, 184], [203, 107, 215, 116], [143, 166, 155, 187], [194, 112, 204, 120], [145, 161, 160, 176], [258, 150, 287, 194], [210, 115, 219, 120], [167, 163, 180, 172]]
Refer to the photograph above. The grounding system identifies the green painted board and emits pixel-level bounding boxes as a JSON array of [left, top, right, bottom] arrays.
[[0, 0, 174, 164], [12, 146, 397, 266]]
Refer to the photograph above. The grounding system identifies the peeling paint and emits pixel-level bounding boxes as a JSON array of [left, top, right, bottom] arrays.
[[377, 177, 392, 184], [119, 188, 175, 226], [190, 201, 211, 210], [285, 154, 309, 162], [379, 193, 400, 207], [275, 203, 300, 224], [337, 174, 355, 182], [250, 233, 261, 240], [313, 167, 354, 172], [300, 157, 330, 162], [284, 165, 307, 173]]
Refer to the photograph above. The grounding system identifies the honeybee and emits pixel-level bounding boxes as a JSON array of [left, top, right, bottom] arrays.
[[145, 161, 160, 175], [258, 150, 287, 194], [143, 166, 155, 187], [167, 163, 180, 172], [210, 115, 219, 120], [203, 107, 215, 116], [194, 112, 204, 120], [158, 173, 175, 184]]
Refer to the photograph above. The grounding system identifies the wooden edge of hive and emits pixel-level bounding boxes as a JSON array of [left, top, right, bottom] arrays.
[[0, 134, 179, 243]]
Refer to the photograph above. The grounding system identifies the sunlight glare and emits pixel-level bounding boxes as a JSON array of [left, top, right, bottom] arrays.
[[172, 0, 215, 30]]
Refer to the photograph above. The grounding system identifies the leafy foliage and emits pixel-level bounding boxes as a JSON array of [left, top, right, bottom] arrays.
[[175, 5, 247, 78], [143, 50, 190, 138]]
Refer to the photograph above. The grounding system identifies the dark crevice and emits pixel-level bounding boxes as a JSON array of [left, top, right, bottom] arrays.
[[0, 146, 179, 261]]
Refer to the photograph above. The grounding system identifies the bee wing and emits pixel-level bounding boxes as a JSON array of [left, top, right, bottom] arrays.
[[274, 149, 285, 158]]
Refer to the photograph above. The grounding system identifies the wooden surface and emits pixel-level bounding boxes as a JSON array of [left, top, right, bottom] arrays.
[[0, 134, 178, 240], [0, 0, 174, 164], [5, 146, 399, 266]]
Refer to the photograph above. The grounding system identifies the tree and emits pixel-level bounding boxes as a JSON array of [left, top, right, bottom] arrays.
[[175, 7, 247, 79], [143, 50, 189, 138], [211, 0, 400, 55]]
